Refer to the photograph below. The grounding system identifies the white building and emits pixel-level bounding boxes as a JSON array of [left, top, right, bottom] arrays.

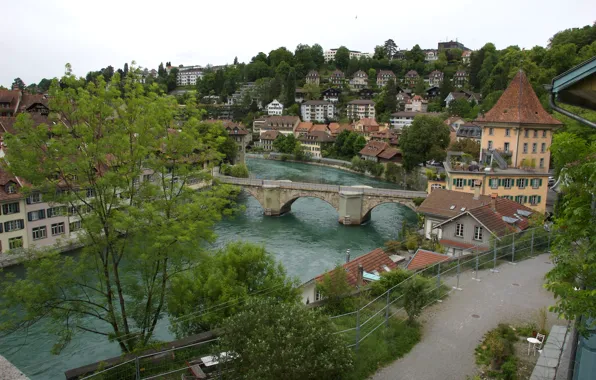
[[390, 111, 441, 130], [177, 66, 204, 86], [300, 100, 335, 123], [346, 99, 375, 120], [266, 99, 284, 116], [324, 48, 372, 62]]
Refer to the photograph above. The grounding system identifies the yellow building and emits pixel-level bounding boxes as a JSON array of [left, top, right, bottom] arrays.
[[437, 71, 562, 213], [0, 174, 29, 253]]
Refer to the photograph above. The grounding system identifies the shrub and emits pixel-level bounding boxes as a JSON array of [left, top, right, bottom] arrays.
[[475, 324, 517, 372], [229, 164, 249, 178], [220, 163, 231, 175], [406, 235, 418, 251], [317, 265, 355, 314], [403, 275, 432, 324], [370, 268, 412, 296], [281, 154, 290, 161], [384, 240, 402, 253], [413, 197, 425, 207]]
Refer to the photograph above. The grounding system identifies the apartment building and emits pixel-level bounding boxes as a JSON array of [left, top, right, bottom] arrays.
[[346, 99, 375, 120], [0, 173, 28, 253], [329, 70, 345, 85], [300, 101, 335, 123], [324, 49, 372, 62], [266, 99, 284, 115], [453, 70, 469, 88], [404, 70, 419, 88], [176, 66, 204, 86]]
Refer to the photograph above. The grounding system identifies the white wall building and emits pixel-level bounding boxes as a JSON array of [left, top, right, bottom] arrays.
[[266, 99, 284, 116], [389, 111, 440, 130], [177, 66, 204, 86], [324, 49, 372, 62], [300, 101, 335, 122]]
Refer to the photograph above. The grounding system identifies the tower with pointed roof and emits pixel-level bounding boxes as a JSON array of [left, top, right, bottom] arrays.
[[431, 71, 562, 213]]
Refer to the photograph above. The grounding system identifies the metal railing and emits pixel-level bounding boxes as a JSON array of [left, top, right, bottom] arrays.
[[217, 176, 427, 199], [329, 226, 553, 352]]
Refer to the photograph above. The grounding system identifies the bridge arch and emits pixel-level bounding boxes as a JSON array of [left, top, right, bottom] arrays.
[[240, 187, 266, 210], [279, 194, 340, 216], [361, 198, 417, 223]]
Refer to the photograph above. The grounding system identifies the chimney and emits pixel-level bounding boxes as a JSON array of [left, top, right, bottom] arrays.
[[346, 249, 351, 264], [473, 180, 481, 200], [491, 193, 498, 211], [357, 264, 364, 287]]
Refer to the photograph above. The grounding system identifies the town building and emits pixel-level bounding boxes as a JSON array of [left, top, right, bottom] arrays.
[[350, 70, 368, 90], [453, 70, 469, 88], [369, 129, 399, 146], [352, 118, 380, 139], [346, 99, 375, 120], [406, 249, 450, 271], [259, 130, 280, 151], [437, 71, 562, 213], [266, 99, 284, 115], [324, 49, 372, 62], [404, 95, 428, 112], [359, 141, 402, 163], [329, 70, 345, 85], [404, 70, 419, 88], [444, 90, 482, 107], [462, 50, 472, 64], [426, 86, 441, 99], [0, 172, 28, 253], [322, 88, 341, 103], [299, 130, 335, 159], [206, 120, 251, 164], [389, 111, 441, 129], [438, 40, 467, 51], [428, 70, 444, 87], [0, 90, 22, 117], [377, 70, 396, 87], [456, 123, 482, 141], [424, 50, 439, 62], [444, 116, 467, 131], [358, 88, 375, 99], [300, 100, 335, 123], [252, 116, 268, 136], [305, 70, 320, 85], [259, 115, 300, 136], [432, 193, 534, 256], [328, 122, 353, 137], [300, 248, 399, 304], [294, 121, 314, 137], [176, 66, 203, 86], [295, 88, 306, 103]]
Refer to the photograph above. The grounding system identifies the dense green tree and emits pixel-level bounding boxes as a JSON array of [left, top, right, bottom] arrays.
[[158, 62, 166, 78], [273, 133, 300, 154], [123, 63, 129, 77], [0, 71, 239, 353], [251, 52, 268, 64], [448, 98, 472, 117], [37, 78, 52, 92], [215, 298, 354, 380], [439, 73, 454, 106], [294, 44, 315, 77], [284, 68, 296, 107], [406, 44, 425, 63], [403, 276, 432, 323], [334, 46, 350, 71], [233, 56, 239, 65], [449, 138, 481, 159], [168, 242, 298, 336], [275, 61, 291, 79], [548, 23, 596, 50], [414, 77, 426, 95], [384, 78, 398, 114], [269, 47, 294, 68], [303, 83, 321, 101], [384, 39, 398, 59], [373, 45, 387, 60], [311, 44, 325, 68], [400, 115, 451, 170], [368, 68, 377, 88], [11, 77, 25, 89]]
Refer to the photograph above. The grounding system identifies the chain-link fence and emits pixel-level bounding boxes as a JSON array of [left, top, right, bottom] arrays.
[[329, 226, 553, 352]]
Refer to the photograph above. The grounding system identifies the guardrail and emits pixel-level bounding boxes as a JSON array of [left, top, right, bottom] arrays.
[[217, 176, 427, 199]]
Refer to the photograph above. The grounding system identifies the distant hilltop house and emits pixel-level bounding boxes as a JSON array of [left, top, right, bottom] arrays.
[[329, 70, 345, 85], [428, 70, 444, 87], [324, 48, 372, 62], [438, 40, 467, 51], [0, 90, 49, 117], [405, 95, 428, 113], [444, 90, 482, 107], [462, 50, 472, 64], [300, 248, 402, 304], [453, 70, 469, 88], [404, 70, 419, 88], [322, 88, 341, 103], [350, 70, 368, 90], [266, 99, 283, 116], [424, 49, 439, 62], [176, 66, 204, 86], [305, 70, 320, 85], [377, 70, 396, 87]]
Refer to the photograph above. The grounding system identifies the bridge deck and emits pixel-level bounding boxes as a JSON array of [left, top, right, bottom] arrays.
[[217, 177, 427, 199]]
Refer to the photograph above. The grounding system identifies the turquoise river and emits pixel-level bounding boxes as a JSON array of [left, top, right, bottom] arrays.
[[0, 158, 417, 379]]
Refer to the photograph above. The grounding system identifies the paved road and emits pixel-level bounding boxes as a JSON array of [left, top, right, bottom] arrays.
[[371, 253, 559, 380]]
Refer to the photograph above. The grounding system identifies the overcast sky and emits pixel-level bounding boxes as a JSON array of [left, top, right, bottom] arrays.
[[1, 0, 594, 87]]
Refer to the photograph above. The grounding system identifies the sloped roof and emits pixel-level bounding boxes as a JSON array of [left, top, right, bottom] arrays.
[[315, 248, 397, 287], [20, 94, 48, 110], [310, 124, 329, 133], [356, 118, 379, 127], [0, 166, 24, 201], [407, 249, 450, 271], [475, 70, 562, 125], [295, 122, 313, 133], [405, 70, 419, 77], [359, 140, 388, 157], [377, 147, 400, 160], [467, 198, 534, 236], [417, 189, 491, 218], [260, 130, 280, 140], [378, 70, 396, 77], [348, 99, 375, 105]]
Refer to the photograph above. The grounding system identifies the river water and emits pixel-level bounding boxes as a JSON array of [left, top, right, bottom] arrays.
[[0, 158, 417, 379]]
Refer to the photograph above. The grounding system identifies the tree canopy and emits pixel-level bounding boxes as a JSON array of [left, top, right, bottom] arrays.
[[400, 115, 451, 170]]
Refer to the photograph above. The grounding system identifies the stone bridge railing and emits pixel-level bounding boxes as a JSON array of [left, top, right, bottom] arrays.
[[217, 177, 427, 199]]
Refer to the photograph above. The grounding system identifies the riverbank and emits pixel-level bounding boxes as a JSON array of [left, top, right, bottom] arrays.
[[0, 241, 84, 269]]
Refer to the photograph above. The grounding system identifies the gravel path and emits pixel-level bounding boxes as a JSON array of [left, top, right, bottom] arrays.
[[0, 355, 29, 380], [371, 253, 559, 380]]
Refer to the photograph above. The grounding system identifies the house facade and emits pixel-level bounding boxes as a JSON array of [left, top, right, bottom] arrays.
[[377, 70, 396, 87], [260, 115, 300, 136], [259, 130, 280, 151], [454, 70, 469, 88], [305, 70, 320, 85], [424, 50, 439, 62], [322, 88, 341, 103], [0, 174, 28, 254], [329, 70, 345, 85], [299, 131, 334, 159], [404, 95, 428, 112], [346, 99, 375, 120], [266, 99, 284, 115], [428, 70, 444, 87], [462, 50, 472, 64], [350, 70, 368, 90], [390, 111, 440, 129], [404, 70, 419, 88], [0, 90, 22, 117], [176, 66, 203, 86], [300, 100, 335, 122], [359, 141, 401, 163]]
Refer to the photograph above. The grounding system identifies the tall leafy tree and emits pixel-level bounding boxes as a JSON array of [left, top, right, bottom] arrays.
[[384, 78, 398, 114], [384, 39, 398, 59], [268, 47, 294, 68], [406, 44, 425, 63], [439, 73, 454, 106], [400, 115, 451, 170], [37, 78, 52, 92], [368, 68, 377, 88], [373, 45, 387, 60], [0, 70, 239, 353], [284, 68, 296, 108], [334, 46, 350, 71], [310, 43, 325, 68], [233, 56, 239, 65], [123, 63, 129, 77], [11, 77, 25, 89], [215, 298, 354, 380]]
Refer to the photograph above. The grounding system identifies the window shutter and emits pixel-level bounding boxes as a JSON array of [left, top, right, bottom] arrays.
[[15, 203, 19, 213], [28, 212, 32, 222], [537, 196, 541, 204], [1, 205, 6, 215], [0, 224, 3, 233], [539, 179, 543, 186], [525, 179, 529, 187], [498, 179, 502, 186], [40, 209, 46, 219], [453, 178, 456, 185], [18, 220, 24, 229], [26, 197, 31, 205], [3, 222, 8, 231], [524, 196, 528, 203]]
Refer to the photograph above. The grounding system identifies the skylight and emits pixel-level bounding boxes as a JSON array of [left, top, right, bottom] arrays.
[[460, 207, 466, 211], [383, 265, 391, 272], [449, 205, 456, 210]]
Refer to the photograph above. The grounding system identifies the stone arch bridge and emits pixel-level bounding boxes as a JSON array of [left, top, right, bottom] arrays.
[[218, 177, 427, 225]]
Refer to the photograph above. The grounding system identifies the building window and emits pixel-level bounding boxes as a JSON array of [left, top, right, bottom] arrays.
[[534, 130, 538, 138], [503, 178, 514, 189], [47, 206, 66, 217], [489, 128, 494, 136], [541, 143, 546, 153], [454, 178, 465, 188], [490, 178, 498, 189], [26, 193, 42, 204], [474, 226, 483, 241], [27, 209, 46, 221], [6, 183, 17, 194], [32, 226, 47, 240], [488, 141, 493, 150], [9, 237, 23, 250], [531, 178, 542, 188], [524, 130, 529, 138], [315, 289, 323, 301], [529, 195, 539, 205], [532, 143, 537, 153], [2, 202, 20, 215], [504, 142, 510, 152], [4, 219, 24, 232], [539, 158, 544, 168], [51, 222, 65, 236], [70, 220, 82, 232], [505, 129, 511, 137], [523, 143, 528, 153], [517, 178, 527, 189], [456, 223, 464, 237], [542, 130, 547, 138], [86, 188, 95, 198]]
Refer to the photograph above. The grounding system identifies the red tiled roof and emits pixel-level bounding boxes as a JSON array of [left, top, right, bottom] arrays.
[[475, 71, 562, 125], [315, 248, 396, 287], [377, 147, 400, 160], [357, 118, 379, 127], [0, 166, 24, 202], [406, 249, 450, 271], [439, 239, 480, 250], [417, 189, 492, 218], [260, 130, 280, 140], [467, 198, 534, 236], [295, 122, 313, 133], [20, 94, 48, 111], [310, 124, 329, 133]]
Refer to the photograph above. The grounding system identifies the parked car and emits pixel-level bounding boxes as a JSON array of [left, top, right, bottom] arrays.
[[548, 176, 555, 187]]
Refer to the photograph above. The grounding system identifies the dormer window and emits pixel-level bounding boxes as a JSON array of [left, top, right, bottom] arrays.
[[6, 183, 16, 194]]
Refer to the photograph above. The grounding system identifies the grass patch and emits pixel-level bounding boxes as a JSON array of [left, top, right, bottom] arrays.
[[346, 318, 421, 380]]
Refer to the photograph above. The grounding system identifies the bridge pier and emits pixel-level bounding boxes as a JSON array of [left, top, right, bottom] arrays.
[[338, 191, 368, 225], [262, 184, 284, 216]]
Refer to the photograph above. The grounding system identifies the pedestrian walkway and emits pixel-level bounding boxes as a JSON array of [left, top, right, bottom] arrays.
[[371, 253, 558, 380]]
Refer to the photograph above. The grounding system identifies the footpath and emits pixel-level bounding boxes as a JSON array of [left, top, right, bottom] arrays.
[[371, 253, 558, 380]]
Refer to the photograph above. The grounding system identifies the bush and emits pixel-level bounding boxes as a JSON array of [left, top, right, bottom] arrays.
[[370, 268, 412, 296], [384, 240, 401, 253], [406, 235, 418, 251], [281, 154, 290, 161], [403, 275, 433, 323], [413, 197, 425, 207], [475, 324, 518, 373], [220, 163, 231, 175], [229, 164, 249, 178], [317, 265, 355, 314], [351, 156, 366, 172]]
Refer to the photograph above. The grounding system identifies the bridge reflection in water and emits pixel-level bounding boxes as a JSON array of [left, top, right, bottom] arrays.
[[217, 177, 426, 225]]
